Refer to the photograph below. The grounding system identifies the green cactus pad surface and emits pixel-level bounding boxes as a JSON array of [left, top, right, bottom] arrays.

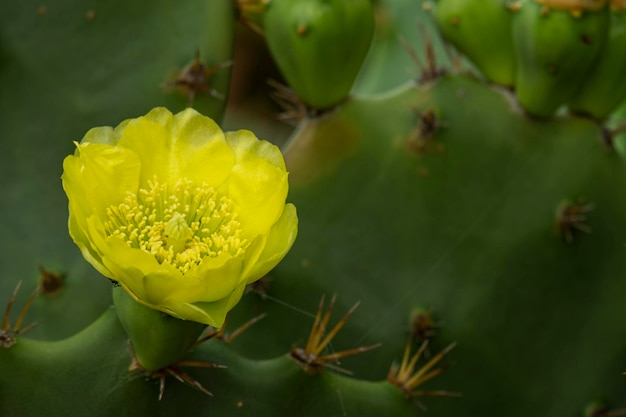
[[3, 0, 626, 416]]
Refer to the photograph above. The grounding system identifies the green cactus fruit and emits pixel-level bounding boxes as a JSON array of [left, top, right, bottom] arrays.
[[113, 286, 206, 371], [568, 5, 626, 119], [512, 0, 609, 117], [432, 0, 516, 86], [263, 0, 375, 109]]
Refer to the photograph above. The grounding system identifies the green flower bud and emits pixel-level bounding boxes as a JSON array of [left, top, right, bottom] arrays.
[[568, 5, 626, 118], [512, 0, 609, 117], [433, 0, 516, 87], [264, 0, 375, 109]]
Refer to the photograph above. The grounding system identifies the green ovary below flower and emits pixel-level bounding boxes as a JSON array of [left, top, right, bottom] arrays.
[[62, 107, 298, 327]]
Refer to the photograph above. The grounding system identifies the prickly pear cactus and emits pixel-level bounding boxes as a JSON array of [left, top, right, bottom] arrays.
[[3, 0, 626, 416]]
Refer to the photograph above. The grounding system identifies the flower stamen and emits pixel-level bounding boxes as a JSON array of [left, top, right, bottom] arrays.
[[104, 177, 247, 274]]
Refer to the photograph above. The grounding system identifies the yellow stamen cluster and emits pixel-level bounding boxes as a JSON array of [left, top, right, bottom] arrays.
[[104, 177, 246, 274]]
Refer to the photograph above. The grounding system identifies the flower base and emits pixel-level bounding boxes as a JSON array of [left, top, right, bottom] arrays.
[[113, 286, 207, 371]]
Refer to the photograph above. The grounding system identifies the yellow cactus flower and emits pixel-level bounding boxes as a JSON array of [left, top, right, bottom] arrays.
[[62, 107, 297, 327]]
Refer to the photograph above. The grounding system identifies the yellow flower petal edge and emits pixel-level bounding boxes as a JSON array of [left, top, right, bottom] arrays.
[[62, 107, 298, 327]]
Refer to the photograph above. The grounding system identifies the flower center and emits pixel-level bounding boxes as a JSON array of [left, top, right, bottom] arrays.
[[104, 177, 246, 274]]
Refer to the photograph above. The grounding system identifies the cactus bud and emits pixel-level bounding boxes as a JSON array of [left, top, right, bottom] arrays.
[[263, 0, 375, 109], [512, 0, 609, 117], [568, 3, 626, 118], [432, 0, 516, 87]]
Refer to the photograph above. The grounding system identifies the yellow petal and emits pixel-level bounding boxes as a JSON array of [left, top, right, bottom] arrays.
[[114, 113, 172, 185], [148, 253, 244, 304], [227, 129, 286, 170], [82, 126, 118, 145], [245, 203, 298, 284], [143, 106, 173, 126], [62, 156, 96, 222], [161, 283, 247, 327], [225, 130, 289, 237], [171, 108, 235, 185], [105, 241, 166, 282], [62, 141, 140, 278], [67, 213, 111, 278], [62, 141, 141, 219], [116, 107, 235, 187]]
